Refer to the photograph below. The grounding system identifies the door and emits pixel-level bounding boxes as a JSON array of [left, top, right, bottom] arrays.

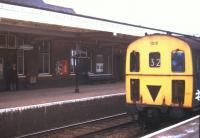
[[77, 57, 90, 83], [0, 50, 17, 91]]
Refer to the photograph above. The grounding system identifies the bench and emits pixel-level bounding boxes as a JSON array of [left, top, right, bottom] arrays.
[[87, 73, 113, 84]]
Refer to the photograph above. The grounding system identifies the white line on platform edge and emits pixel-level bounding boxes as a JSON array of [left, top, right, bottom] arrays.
[[0, 93, 125, 113], [141, 115, 200, 138]]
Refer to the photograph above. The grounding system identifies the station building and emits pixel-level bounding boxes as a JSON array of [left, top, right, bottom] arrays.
[[0, 0, 139, 91]]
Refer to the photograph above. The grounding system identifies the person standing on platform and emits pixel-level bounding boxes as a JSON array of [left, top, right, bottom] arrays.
[[9, 63, 18, 91]]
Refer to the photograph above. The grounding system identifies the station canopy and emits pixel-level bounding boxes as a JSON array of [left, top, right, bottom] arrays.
[[0, 0, 163, 44]]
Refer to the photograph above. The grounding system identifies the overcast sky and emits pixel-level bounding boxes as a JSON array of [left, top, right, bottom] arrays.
[[44, 0, 199, 36]]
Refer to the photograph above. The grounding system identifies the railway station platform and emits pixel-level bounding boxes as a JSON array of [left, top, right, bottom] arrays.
[[0, 82, 125, 109], [0, 82, 126, 138], [142, 115, 200, 138]]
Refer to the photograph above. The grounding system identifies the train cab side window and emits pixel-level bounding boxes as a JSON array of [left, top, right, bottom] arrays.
[[172, 50, 185, 72], [130, 51, 139, 72]]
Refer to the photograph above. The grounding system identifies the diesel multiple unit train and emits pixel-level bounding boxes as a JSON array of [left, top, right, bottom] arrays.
[[126, 34, 200, 121]]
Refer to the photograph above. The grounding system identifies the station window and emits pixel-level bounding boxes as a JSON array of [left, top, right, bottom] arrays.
[[17, 38, 24, 75], [130, 51, 139, 72], [17, 49, 24, 75], [172, 50, 185, 72], [149, 52, 160, 68], [0, 33, 16, 48], [70, 48, 89, 73], [38, 40, 51, 74], [8, 35, 16, 49], [0, 34, 6, 48], [96, 54, 104, 73], [70, 49, 77, 73]]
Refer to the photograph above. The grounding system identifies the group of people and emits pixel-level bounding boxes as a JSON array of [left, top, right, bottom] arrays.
[[5, 63, 18, 91]]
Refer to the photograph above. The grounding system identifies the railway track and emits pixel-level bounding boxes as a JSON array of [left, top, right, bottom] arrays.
[[18, 113, 198, 138], [19, 113, 134, 138], [74, 121, 137, 138], [30, 113, 144, 138]]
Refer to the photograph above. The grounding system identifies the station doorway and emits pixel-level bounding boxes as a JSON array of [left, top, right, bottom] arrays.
[[114, 54, 124, 81], [0, 50, 17, 91]]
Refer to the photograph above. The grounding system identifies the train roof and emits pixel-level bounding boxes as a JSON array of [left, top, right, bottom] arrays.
[[144, 34, 200, 50], [177, 36, 200, 50]]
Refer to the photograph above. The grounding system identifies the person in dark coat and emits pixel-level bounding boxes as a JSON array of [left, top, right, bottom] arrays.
[[9, 64, 18, 91]]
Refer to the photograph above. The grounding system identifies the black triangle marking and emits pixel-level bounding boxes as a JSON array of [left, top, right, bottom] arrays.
[[147, 85, 161, 101]]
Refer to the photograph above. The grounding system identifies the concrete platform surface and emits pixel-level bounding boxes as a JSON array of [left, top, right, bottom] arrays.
[[0, 82, 126, 138], [0, 82, 125, 109], [142, 115, 200, 138]]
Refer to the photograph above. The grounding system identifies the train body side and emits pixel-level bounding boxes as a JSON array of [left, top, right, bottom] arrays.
[[192, 49, 200, 110]]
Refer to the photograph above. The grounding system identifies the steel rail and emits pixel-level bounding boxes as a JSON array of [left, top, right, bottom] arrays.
[[16, 112, 127, 138], [74, 121, 134, 138]]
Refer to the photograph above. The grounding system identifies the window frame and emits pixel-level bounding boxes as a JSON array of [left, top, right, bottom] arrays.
[[0, 34, 7, 48], [0, 33, 17, 49], [38, 40, 51, 75], [130, 51, 140, 72], [96, 54, 104, 73], [70, 47, 89, 74], [7, 34, 16, 49], [70, 49, 77, 73], [171, 50, 185, 72], [17, 49, 24, 75], [149, 52, 161, 68], [96, 63, 104, 73], [17, 38, 25, 76]]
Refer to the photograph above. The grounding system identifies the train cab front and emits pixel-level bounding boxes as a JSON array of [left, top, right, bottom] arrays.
[[125, 35, 193, 122]]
